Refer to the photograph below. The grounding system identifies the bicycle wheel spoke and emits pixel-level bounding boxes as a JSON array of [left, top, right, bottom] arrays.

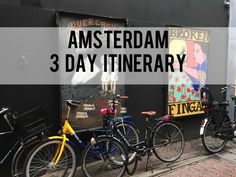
[[82, 138, 126, 177], [25, 140, 76, 177], [202, 119, 227, 153], [153, 123, 184, 162]]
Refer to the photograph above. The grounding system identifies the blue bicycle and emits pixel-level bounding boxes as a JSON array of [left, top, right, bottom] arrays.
[[24, 95, 139, 177]]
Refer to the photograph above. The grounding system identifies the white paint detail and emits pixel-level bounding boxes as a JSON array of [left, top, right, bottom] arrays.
[[200, 118, 208, 135]]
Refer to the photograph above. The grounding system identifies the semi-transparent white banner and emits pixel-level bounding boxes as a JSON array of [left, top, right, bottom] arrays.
[[0, 27, 234, 85]]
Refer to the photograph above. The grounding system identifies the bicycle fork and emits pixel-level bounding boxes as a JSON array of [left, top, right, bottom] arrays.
[[49, 120, 75, 166]]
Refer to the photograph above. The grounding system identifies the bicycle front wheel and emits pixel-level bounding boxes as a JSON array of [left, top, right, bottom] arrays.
[[81, 137, 126, 177], [24, 139, 77, 177], [115, 122, 139, 164], [152, 122, 185, 162], [201, 119, 227, 153]]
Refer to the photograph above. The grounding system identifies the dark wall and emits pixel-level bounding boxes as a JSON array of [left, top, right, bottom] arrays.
[[0, 4, 55, 27], [0, 1, 229, 175], [0, 0, 228, 140], [33, 0, 227, 140], [0, 5, 59, 176], [18, 0, 228, 27], [125, 85, 166, 138]]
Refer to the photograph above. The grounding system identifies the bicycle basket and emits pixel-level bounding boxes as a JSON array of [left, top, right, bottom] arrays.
[[15, 106, 48, 138]]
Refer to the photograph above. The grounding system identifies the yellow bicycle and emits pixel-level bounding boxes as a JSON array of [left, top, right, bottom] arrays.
[[24, 97, 139, 177], [24, 100, 80, 177]]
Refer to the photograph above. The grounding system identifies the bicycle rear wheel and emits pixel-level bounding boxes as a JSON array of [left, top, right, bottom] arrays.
[[12, 133, 47, 177], [12, 141, 40, 177], [11, 145, 25, 177], [152, 122, 185, 162], [201, 119, 227, 153], [24, 139, 77, 177], [81, 137, 126, 177]]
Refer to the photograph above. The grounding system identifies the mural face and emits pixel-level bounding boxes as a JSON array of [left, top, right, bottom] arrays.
[[168, 28, 209, 117], [58, 12, 126, 128]]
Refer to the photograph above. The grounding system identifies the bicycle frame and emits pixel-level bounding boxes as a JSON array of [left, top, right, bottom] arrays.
[[0, 136, 20, 165], [111, 116, 161, 154], [0, 123, 44, 166], [0, 109, 19, 165], [49, 95, 130, 167], [200, 97, 235, 137], [110, 114, 181, 156], [49, 100, 131, 166], [49, 119, 79, 165]]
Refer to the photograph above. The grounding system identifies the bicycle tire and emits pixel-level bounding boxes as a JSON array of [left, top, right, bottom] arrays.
[[114, 121, 139, 164], [152, 121, 185, 162], [11, 136, 43, 177], [201, 118, 227, 153], [24, 139, 77, 177], [81, 136, 127, 177], [11, 145, 25, 177]]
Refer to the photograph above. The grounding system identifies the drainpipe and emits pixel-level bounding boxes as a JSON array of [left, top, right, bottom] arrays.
[[226, 0, 236, 121]]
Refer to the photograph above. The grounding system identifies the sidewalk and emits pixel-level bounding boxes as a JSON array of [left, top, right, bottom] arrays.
[[131, 139, 236, 177]]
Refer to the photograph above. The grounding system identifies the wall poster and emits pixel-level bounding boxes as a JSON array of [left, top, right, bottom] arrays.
[[168, 28, 209, 117], [57, 12, 127, 128]]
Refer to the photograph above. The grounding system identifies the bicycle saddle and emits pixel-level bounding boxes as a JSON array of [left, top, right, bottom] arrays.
[[66, 100, 80, 108], [141, 111, 156, 117]]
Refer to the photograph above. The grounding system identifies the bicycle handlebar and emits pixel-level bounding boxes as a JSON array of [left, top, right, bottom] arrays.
[[110, 94, 128, 109], [0, 107, 9, 115], [115, 94, 128, 99], [221, 85, 236, 93]]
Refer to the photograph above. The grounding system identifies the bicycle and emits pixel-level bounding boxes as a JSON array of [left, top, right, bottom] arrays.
[[24, 96, 140, 177], [0, 106, 49, 177], [81, 104, 185, 177], [200, 85, 236, 153]]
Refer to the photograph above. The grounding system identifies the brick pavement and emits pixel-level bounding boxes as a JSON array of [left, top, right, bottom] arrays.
[[75, 139, 236, 177], [159, 157, 236, 177], [133, 139, 236, 177], [130, 138, 209, 177]]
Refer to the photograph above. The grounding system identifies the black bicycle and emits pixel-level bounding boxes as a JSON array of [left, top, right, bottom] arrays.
[[200, 85, 236, 153], [0, 106, 49, 177], [81, 97, 185, 177]]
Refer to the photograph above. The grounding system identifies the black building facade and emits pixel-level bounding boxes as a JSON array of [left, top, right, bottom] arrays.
[[0, 0, 229, 176]]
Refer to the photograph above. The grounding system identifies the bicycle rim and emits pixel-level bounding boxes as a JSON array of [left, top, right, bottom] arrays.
[[12, 139, 41, 177], [81, 137, 126, 177], [202, 119, 227, 153], [153, 122, 185, 162], [114, 122, 139, 164], [25, 140, 77, 177], [11, 146, 25, 177]]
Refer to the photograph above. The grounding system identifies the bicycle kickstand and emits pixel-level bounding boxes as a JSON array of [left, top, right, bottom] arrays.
[[145, 151, 154, 173]]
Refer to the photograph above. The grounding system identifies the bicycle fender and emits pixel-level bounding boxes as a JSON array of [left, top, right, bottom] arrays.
[[22, 136, 43, 148], [200, 118, 208, 135], [48, 136, 69, 141], [116, 120, 140, 134], [152, 120, 183, 134]]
